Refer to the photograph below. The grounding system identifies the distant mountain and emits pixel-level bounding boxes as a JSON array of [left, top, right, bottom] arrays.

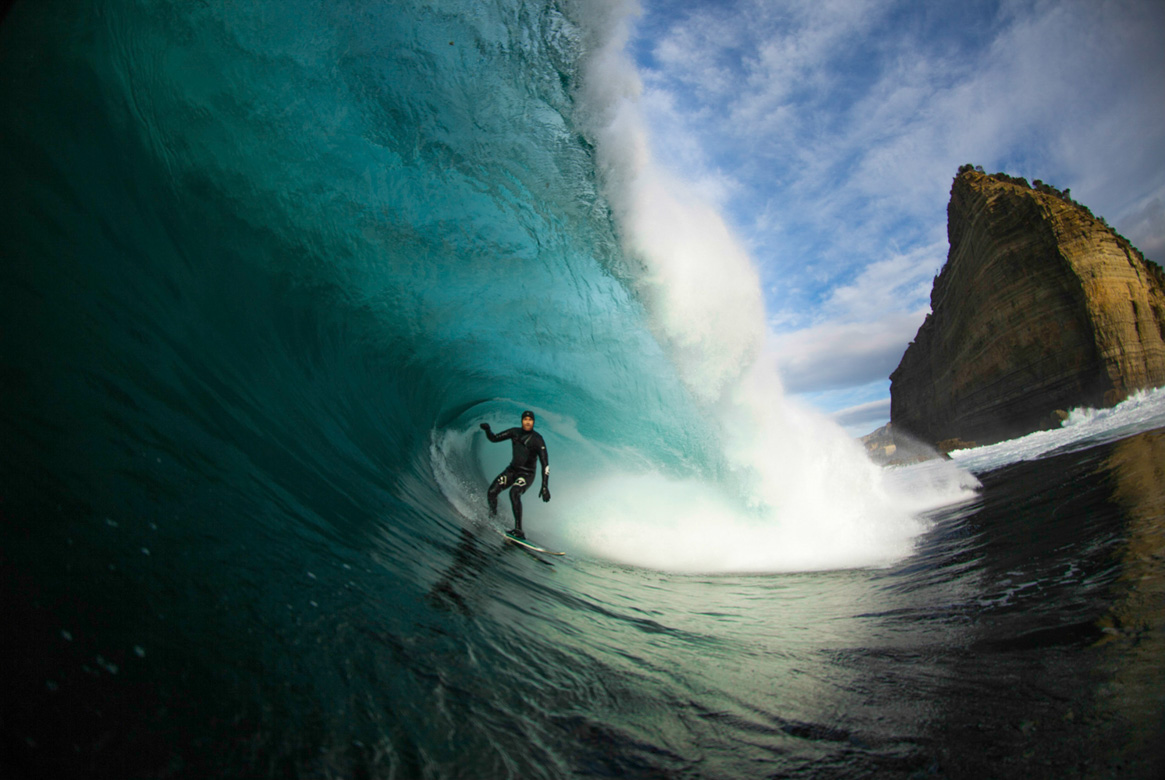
[[890, 167, 1165, 450]]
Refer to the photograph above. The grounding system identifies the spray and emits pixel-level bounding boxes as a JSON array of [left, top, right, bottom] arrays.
[[553, 0, 979, 572]]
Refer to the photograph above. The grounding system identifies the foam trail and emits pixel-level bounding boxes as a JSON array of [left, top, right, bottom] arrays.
[[560, 0, 979, 572]]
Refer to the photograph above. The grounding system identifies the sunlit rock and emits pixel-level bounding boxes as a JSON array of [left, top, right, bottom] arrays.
[[891, 167, 1165, 447]]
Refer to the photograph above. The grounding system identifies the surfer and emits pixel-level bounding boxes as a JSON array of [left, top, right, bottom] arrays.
[[480, 410, 550, 540]]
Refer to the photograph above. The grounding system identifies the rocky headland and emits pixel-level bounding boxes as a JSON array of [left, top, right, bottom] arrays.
[[890, 167, 1165, 450]]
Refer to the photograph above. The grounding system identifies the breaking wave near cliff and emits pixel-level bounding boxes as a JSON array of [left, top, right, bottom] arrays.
[[11, 2, 1165, 778], [3, 0, 973, 579], [425, 0, 979, 571]]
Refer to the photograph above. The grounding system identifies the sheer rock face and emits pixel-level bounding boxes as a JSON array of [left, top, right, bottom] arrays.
[[890, 170, 1165, 448]]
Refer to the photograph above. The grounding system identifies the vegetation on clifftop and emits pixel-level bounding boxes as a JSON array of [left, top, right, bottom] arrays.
[[955, 164, 1164, 283]]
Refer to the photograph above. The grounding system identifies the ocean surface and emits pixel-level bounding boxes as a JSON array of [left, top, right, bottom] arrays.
[[2, 1, 1163, 778]]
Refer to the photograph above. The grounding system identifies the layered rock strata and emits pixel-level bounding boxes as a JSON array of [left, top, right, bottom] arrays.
[[891, 169, 1165, 448]]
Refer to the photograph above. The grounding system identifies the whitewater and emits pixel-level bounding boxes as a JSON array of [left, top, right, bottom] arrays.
[[2, 0, 1162, 777], [422, 0, 978, 574]]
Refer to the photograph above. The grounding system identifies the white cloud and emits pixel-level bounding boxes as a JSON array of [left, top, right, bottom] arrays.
[[732, 0, 886, 130], [819, 243, 943, 320], [639, 86, 738, 207], [769, 308, 927, 393], [831, 397, 891, 432], [767, 242, 941, 394]]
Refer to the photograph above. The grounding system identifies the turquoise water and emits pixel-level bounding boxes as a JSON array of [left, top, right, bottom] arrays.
[[2, 1, 1163, 777]]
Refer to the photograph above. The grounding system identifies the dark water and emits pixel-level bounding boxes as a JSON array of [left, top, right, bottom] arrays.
[[4, 425, 1164, 778], [2, 0, 1164, 777]]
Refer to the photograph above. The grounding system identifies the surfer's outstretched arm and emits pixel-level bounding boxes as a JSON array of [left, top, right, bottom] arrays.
[[479, 423, 513, 443]]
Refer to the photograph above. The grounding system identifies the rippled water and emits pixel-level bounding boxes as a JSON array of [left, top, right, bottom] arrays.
[[5, 428, 1164, 778]]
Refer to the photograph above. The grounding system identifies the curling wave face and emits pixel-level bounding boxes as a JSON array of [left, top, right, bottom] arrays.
[[1, 0, 971, 588]]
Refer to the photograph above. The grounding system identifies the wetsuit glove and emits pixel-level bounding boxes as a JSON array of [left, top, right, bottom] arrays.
[[540, 485, 551, 502], [479, 423, 491, 433]]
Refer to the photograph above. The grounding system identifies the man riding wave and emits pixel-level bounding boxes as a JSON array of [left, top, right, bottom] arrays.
[[480, 410, 550, 540]]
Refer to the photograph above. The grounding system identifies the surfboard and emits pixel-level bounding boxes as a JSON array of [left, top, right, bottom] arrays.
[[504, 531, 565, 556]]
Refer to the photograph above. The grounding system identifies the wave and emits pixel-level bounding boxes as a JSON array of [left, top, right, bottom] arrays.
[[949, 386, 1165, 474], [15, 4, 1165, 777], [0, 0, 974, 579]]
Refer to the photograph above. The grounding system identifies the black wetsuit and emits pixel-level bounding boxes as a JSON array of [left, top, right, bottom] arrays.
[[484, 426, 549, 530]]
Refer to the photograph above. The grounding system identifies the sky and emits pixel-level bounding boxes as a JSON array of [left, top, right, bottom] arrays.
[[627, 0, 1165, 435]]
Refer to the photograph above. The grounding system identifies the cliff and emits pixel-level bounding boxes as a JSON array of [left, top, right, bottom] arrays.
[[890, 168, 1165, 449]]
